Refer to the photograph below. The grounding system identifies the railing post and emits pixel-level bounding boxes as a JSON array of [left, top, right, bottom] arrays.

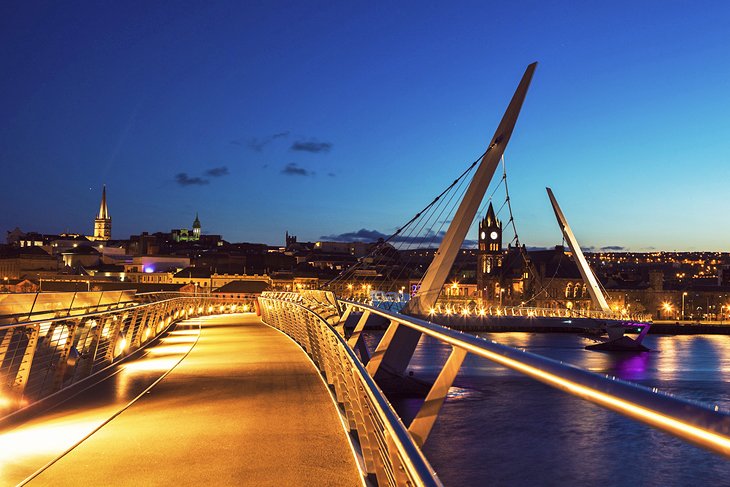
[[79, 319, 104, 378], [51, 320, 79, 392], [104, 316, 124, 362], [12, 323, 40, 400], [0, 328, 14, 370]]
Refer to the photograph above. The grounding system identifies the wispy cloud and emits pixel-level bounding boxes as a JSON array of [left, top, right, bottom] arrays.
[[239, 131, 290, 152], [206, 166, 229, 177], [281, 163, 313, 177], [320, 228, 476, 247], [175, 173, 209, 186], [600, 245, 626, 251], [175, 166, 230, 186], [291, 140, 332, 153]]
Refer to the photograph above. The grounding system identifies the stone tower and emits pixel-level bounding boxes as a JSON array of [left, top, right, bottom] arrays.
[[94, 185, 111, 241], [476, 202, 502, 300], [192, 213, 201, 240]]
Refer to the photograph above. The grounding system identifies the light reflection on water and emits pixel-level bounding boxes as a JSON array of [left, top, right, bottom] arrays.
[[364, 332, 730, 486]]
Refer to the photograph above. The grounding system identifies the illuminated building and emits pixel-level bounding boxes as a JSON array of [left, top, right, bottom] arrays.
[[172, 214, 202, 242], [477, 202, 502, 300], [92, 185, 111, 241]]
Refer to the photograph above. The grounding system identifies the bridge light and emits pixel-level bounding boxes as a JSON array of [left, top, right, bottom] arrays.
[[114, 334, 127, 357], [478, 308, 486, 316]]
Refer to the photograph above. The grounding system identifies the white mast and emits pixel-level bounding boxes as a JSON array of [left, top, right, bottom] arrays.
[[546, 187, 611, 313], [405, 62, 537, 315]]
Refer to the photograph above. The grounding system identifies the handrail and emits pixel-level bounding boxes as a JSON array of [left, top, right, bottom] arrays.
[[259, 296, 442, 487], [339, 299, 730, 457]]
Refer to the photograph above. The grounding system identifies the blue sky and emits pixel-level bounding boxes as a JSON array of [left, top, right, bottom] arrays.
[[1, 1, 729, 250]]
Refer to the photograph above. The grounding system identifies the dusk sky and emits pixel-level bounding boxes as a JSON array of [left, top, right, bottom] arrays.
[[2, 1, 729, 251]]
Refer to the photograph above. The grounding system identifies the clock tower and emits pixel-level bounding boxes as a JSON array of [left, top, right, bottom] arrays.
[[477, 202, 502, 300]]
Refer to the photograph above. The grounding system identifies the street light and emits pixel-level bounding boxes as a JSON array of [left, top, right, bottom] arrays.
[[662, 302, 673, 319], [681, 292, 688, 321]]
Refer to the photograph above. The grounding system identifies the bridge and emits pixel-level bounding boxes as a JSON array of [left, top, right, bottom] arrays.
[[3, 64, 730, 485], [2, 290, 730, 485]]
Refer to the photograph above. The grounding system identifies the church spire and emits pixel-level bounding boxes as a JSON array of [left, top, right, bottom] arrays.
[[484, 202, 500, 228], [192, 212, 201, 240], [98, 185, 109, 219], [93, 185, 112, 241]]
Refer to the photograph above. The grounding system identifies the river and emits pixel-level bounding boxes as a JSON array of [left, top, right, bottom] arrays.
[[366, 332, 730, 486]]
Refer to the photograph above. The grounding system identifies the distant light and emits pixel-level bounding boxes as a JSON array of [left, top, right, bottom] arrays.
[[144, 267, 154, 273]]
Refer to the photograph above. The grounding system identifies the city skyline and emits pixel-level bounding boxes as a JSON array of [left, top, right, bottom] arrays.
[[2, 2, 730, 250]]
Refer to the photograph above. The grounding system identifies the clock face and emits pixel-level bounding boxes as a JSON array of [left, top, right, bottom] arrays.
[[480, 231, 486, 239], [490, 231, 499, 240]]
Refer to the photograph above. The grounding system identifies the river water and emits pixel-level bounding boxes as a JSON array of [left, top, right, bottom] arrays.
[[367, 332, 730, 486]]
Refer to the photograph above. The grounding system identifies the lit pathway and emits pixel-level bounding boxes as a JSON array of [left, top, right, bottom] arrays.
[[20, 314, 360, 486]]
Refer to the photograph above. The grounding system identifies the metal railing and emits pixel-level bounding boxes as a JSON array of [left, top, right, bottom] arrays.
[[0, 294, 252, 417], [0, 290, 138, 325], [260, 291, 730, 485], [259, 295, 442, 487]]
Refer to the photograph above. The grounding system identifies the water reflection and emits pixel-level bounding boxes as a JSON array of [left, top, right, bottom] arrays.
[[610, 351, 652, 381]]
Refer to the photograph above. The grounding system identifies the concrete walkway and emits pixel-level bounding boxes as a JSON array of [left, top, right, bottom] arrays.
[[30, 314, 361, 486]]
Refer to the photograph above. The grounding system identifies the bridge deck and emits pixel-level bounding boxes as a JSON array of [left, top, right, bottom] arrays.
[[21, 314, 360, 486]]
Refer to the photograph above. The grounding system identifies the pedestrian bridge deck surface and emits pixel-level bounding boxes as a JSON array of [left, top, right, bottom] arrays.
[[12, 314, 360, 486]]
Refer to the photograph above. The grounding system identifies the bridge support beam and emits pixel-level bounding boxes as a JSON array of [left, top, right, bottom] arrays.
[[347, 311, 370, 349], [336, 305, 353, 337], [368, 322, 422, 381], [408, 346, 467, 446]]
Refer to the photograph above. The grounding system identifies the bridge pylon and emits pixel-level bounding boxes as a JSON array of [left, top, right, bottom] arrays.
[[376, 63, 537, 380]]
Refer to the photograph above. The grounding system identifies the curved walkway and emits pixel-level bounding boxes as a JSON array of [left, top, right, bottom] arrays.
[[28, 314, 361, 486]]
